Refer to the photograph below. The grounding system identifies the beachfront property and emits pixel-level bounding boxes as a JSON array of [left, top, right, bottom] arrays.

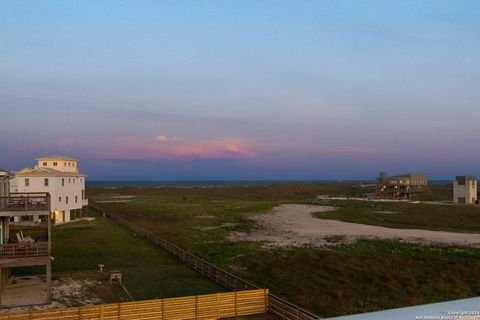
[[0, 169, 52, 307], [12, 155, 87, 224], [453, 176, 477, 204], [377, 172, 430, 200]]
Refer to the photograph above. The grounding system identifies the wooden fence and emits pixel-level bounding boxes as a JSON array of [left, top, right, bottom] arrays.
[[89, 202, 321, 320], [0, 289, 268, 320]]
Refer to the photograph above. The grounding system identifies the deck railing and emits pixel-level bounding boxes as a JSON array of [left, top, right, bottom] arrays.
[[0, 193, 50, 212], [0, 242, 49, 258]]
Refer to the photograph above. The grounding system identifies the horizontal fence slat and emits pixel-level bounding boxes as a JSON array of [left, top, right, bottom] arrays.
[[0, 290, 268, 320]]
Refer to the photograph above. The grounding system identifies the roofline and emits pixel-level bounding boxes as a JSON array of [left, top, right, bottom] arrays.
[[15, 172, 87, 177], [390, 173, 428, 178], [0, 169, 15, 179], [35, 156, 78, 161]]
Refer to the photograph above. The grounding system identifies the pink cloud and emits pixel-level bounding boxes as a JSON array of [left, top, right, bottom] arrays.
[[14, 134, 254, 162], [89, 136, 255, 161], [157, 135, 180, 143]]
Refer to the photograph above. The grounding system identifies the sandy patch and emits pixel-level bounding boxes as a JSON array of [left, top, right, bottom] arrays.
[[373, 211, 399, 214], [0, 277, 102, 313], [0, 271, 130, 313], [228, 204, 480, 247], [52, 278, 103, 307], [96, 195, 136, 203], [111, 195, 136, 199], [200, 223, 239, 231]]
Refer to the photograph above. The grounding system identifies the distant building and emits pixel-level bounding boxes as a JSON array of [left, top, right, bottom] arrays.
[[377, 172, 430, 200], [13, 155, 87, 223], [453, 176, 477, 204]]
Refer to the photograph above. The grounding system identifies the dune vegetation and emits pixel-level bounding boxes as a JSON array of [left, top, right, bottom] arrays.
[[86, 184, 480, 317]]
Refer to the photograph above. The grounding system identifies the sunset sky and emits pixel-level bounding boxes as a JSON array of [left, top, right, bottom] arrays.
[[1, 1, 479, 180]]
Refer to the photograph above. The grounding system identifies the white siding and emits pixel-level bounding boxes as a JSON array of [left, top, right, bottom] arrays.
[[37, 160, 78, 173], [453, 178, 477, 204], [16, 175, 86, 219]]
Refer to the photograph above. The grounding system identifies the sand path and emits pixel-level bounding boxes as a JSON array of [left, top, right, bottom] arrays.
[[228, 204, 480, 247]]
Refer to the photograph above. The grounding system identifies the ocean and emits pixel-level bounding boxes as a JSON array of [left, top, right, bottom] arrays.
[[86, 180, 452, 188]]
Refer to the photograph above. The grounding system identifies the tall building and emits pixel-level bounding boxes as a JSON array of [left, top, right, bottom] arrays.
[[0, 169, 52, 307], [13, 155, 88, 223], [453, 176, 477, 204]]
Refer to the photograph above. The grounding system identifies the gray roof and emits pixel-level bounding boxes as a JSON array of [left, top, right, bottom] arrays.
[[390, 173, 428, 180], [456, 175, 476, 180], [0, 168, 13, 177], [15, 167, 85, 177], [35, 155, 78, 161], [326, 296, 480, 320]]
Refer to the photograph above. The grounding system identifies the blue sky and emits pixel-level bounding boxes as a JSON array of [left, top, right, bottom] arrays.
[[1, 1, 479, 180]]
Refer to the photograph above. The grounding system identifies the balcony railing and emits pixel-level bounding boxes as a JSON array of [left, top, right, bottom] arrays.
[[0, 242, 49, 258], [0, 193, 50, 212]]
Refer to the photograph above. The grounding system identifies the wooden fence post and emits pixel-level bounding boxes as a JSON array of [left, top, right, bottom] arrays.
[[234, 290, 238, 319], [264, 289, 269, 313], [161, 299, 164, 320], [195, 295, 199, 320]]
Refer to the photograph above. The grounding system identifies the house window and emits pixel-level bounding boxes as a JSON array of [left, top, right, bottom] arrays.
[[62, 178, 64, 186], [68, 178, 71, 183], [72, 163, 75, 167], [43, 162, 47, 166], [44, 178, 49, 187], [75, 196, 78, 203], [458, 197, 466, 204], [25, 178, 29, 187], [53, 162, 57, 166], [66, 196, 69, 204], [59, 196, 61, 202]]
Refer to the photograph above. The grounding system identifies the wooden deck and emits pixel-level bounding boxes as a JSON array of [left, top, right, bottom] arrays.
[[0, 193, 50, 216], [0, 242, 49, 259]]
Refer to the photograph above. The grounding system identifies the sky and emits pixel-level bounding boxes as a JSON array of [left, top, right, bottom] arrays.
[[1, 0, 479, 180]]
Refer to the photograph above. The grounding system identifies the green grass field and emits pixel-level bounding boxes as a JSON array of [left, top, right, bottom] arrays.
[[237, 240, 480, 317], [313, 200, 480, 232], [52, 209, 225, 300], [87, 184, 480, 317], [91, 189, 284, 266]]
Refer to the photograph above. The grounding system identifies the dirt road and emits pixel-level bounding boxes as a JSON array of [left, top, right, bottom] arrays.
[[228, 204, 480, 247]]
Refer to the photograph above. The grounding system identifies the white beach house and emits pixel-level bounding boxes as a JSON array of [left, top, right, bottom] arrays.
[[13, 155, 88, 223]]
